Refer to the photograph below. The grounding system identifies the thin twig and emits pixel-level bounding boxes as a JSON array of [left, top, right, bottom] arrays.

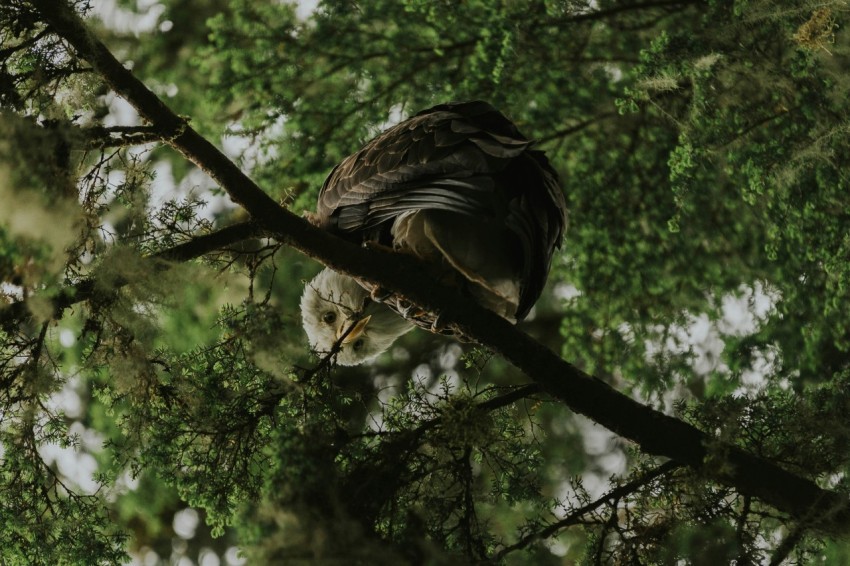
[[0, 221, 264, 330], [492, 461, 682, 561]]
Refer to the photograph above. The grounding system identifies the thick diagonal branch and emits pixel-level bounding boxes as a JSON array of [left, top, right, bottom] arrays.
[[27, 0, 850, 532]]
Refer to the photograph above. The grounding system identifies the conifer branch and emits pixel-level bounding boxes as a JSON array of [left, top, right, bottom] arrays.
[[0, 220, 263, 330], [81, 125, 165, 148], [491, 460, 683, 561], [26, 0, 850, 533]]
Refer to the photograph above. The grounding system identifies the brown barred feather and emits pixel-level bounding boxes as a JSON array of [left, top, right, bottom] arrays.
[[314, 100, 567, 331]]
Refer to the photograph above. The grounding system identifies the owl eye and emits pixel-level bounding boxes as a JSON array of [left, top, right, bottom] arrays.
[[352, 338, 365, 352], [322, 311, 337, 324]]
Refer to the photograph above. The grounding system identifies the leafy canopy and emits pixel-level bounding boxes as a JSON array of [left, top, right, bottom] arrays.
[[2, 0, 850, 564]]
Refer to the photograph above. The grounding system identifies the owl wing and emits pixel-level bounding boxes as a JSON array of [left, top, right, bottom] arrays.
[[315, 100, 567, 321]]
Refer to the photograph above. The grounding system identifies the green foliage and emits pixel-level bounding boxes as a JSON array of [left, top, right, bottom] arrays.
[[4, 0, 850, 563], [236, 372, 551, 563]]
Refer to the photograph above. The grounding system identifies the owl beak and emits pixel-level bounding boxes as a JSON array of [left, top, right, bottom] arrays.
[[338, 315, 371, 344]]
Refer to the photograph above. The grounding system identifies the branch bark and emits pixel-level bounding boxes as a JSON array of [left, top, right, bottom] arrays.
[[26, 0, 850, 532]]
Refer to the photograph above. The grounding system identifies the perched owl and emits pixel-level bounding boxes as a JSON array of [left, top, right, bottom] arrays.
[[301, 100, 566, 365]]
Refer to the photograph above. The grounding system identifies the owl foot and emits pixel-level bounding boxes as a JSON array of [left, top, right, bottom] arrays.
[[430, 313, 447, 333], [302, 210, 322, 227], [370, 286, 393, 302], [397, 298, 413, 316]]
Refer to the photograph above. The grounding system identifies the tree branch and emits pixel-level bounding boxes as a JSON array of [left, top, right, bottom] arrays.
[[26, 0, 850, 532], [80, 125, 165, 148], [492, 460, 682, 561], [0, 220, 264, 330], [476, 384, 543, 412], [537, 112, 619, 144]]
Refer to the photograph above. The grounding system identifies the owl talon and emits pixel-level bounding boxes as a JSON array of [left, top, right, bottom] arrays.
[[430, 314, 446, 333], [370, 286, 393, 302], [302, 211, 322, 227], [397, 299, 420, 318]]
